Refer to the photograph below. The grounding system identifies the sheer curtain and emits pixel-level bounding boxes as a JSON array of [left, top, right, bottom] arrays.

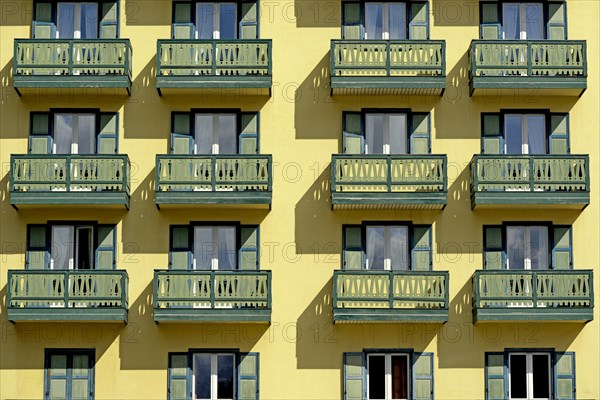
[[507, 227, 525, 270], [504, 115, 523, 155], [76, 114, 96, 154], [217, 115, 237, 154], [388, 114, 407, 155], [523, 3, 543, 39], [54, 114, 74, 154], [80, 3, 98, 39], [197, 3, 215, 39], [51, 226, 74, 270], [57, 3, 76, 39], [365, 3, 383, 39], [194, 227, 213, 270], [195, 114, 214, 154], [219, 3, 237, 39], [526, 115, 546, 154], [388, 3, 406, 40], [389, 226, 408, 270], [218, 227, 236, 270], [366, 114, 384, 154], [528, 227, 548, 270], [502, 3, 520, 40], [366, 226, 384, 270]]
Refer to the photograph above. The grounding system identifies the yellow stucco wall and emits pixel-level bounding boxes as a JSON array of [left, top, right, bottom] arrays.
[[0, 0, 598, 399]]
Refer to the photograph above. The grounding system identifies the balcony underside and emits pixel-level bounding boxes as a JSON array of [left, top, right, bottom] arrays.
[[8, 307, 128, 323], [473, 307, 593, 323], [471, 191, 589, 210], [156, 76, 271, 96], [333, 308, 449, 323], [332, 192, 447, 210], [155, 191, 271, 209], [10, 192, 130, 210], [13, 75, 132, 96], [470, 76, 586, 97], [154, 308, 271, 323], [331, 76, 446, 96]]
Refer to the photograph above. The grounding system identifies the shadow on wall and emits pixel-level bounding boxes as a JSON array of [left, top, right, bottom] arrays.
[[125, 0, 171, 26], [0, 172, 11, 211], [295, 52, 340, 140], [431, 0, 479, 27], [293, 0, 341, 28]]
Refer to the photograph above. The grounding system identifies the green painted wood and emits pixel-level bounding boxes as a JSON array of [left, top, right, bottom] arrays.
[[153, 270, 271, 322], [472, 270, 594, 322], [10, 154, 130, 207], [333, 270, 449, 322], [470, 155, 589, 208], [7, 270, 128, 322], [13, 39, 132, 92]]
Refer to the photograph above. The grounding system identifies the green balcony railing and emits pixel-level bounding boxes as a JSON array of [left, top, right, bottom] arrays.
[[469, 40, 587, 94], [472, 270, 594, 322], [156, 39, 272, 92], [155, 155, 272, 206], [7, 270, 128, 322], [470, 155, 589, 208], [153, 270, 272, 322], [331, 155, 447, 209], [333, 270, 449, 323], [13, 39, 132, 93], [10, 154, 131, 207], [330, 40, 446, 94]]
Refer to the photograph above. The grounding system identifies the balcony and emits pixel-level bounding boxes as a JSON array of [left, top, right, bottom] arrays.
[[333, 270, 449, 323], [10, 155, 130, 209], [13, 39, 132, 95], [330, 40, 446, 95], [331, 155, 447, 210], [470, 155, 589, 209], [156, 39, 272, 95], [155, 155, 272, 208], [153, 270, 272, 323], [7, 270, 128, 323], [472, 270, 594, 323], [469, 40, 587, 96]]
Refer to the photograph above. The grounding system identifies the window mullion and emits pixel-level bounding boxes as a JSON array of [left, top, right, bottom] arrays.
[[211, 354, 218, 400], [385, 354, 391, 400], [526, 353, 534, 400]]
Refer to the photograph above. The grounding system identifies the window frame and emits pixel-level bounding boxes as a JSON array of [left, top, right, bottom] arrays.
[[503, 113, 547, 155], [507, 350, 553, 400], [505, 225, 550, 270], [47, 221, 99, 270], [364, 112, 409, 155], [44, 348, 95, 400], [171, 1, 256, 39], [192, 352, 237, 400], [501, 2, 545, 40], [366, 351, 411, 400]]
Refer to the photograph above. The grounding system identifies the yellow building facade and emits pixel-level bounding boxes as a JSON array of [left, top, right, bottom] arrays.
[[0, 0, 598, 399]]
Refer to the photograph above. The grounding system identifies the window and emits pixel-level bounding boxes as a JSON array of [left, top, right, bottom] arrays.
[[196, 3, 237, 39], [170, 225, 259, 271], [168, 352, 260, 400], [26, 224, 117, 270], [504, 114, 546, 155], [342, 111, 430, 155], [343, 351, 433, 400], [343, 224, 431, 271], [53, 113, 96, 154], [45, 349, 94, 400], [171, 112, 259, 156], [342, 1, 429, 40], [32, 1, 118, 39], [502, 3, 543, 40], [483, 225, 572, 270], [485, 351, 576, 400], [57, 2, 98, 38]]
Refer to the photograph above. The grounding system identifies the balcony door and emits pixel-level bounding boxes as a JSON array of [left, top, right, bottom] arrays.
[[196, 2, 237, 39], [504, 114, 546, 155], [366, 226, 409, 270], [508, 352, 551, 400], [195, 114, 237, 154], [57, 2, 99, 39], [365, 3, 407, 40], [367, 353, 410, 400], [365, 113, 408, 155], [192, 353, 236, 400], [53, 113, 96, 154], [502, 3, 544, 40], [506, 226, 549, 270], [193, 226, 236, 271], [50, 225, 94, 270]]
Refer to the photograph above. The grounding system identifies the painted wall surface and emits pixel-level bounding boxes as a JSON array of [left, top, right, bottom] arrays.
[[0, 0, 598, 399]]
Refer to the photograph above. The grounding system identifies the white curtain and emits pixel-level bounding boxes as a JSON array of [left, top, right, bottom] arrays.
[[388, 114, 407, 154], [57, 3, 76, 38], [80, 3, 98, 39], [528, 227, 548, 270], [502, 3, 520, 40], [389, 227, 408, 270], [507, 226, 525, 270], [388, 3, 406, 40], [217, 115, 237, 154], [193, 227, 213, 270], [195, 115, 214, 154], [51, 226, 74, 270], [196, 3, 215, 39], [366, 114, 384, 154], [365, 3, 383, 39], [526, 115, 546, 154], [77, 114, 96, 154], [524, 3, 543, 39], [54, 114, 74, 154], [366, 226, 384, 270], [218, 227, 236, 270]]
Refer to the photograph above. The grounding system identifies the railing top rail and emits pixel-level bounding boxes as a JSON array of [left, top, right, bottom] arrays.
[[15, 38, 131, 44], [156, 154, 272, 160], [11, 154, 130, 161], [158, 38, 272, 44], [470, 39, 586, 45], [332, 154, 447, 160], [472, 269, 594, 278], [334, 270, 448, 276], [154, 269, 272, 275], [470, 154, 589, 162], [8, 269, 129, 277], [332, 39, 445, 45]]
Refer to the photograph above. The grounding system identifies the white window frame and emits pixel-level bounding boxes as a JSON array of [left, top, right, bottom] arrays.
[[504, 114, 546, 155], [194, 113, 237, 155], [365, 113, 408, 155], [365, 2, 407, 40], [195, 2, 238, 39], [53, 113, 97, 155], [502, 3, 544, 40], [366, 225, 409, 271], [367, 353, 410, 400], [506, 226, 549, 270], [56, 2, 98, 39], [192, 353, 236, 400], [50, 225, 94, 270], [192, 226, 236, 270], [508, 352, 551, 400]]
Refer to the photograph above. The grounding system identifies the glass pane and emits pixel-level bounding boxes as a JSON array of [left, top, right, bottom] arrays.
[[217, 355, 235, 399], [523, 4, 543, 40], [197, 3, 215, 39], [388, 114, 407, 155], [532, 354, 550, 399], [509, 354, 527, 399], [366, 226, 385, 270], [76, 114, 96, 154], [389, 227, 408, 270], [219, 3, 237, 39], [388, 3, 407, 40], [365, 3, 384, 39], [526, 115, 546, 155], [194, 227, 213, 270], [54, 114, 74, 154], [217, 115, 236, 154], [57, 3, 76, 39], [195, 114, 214, 154], [507, 227, 525, 270], [75, 227, 93, 270], [217, 227, 236, 270], [51, 226, 74, 270], [368, 355, 386, 400], [502, 3, 520, 40], [80, 3, 98, 39], [391, 355, 408, 400], [528, 227, 548, 270], [193, 354, 212, 400], [505, 115, 523, 155], [366, 114, 385, 155]]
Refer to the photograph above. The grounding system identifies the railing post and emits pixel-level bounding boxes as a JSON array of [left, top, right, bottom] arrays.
[[210, 271, 216, 309], [388, 272, 394, 309], [527, 42, 533, 76], [66, 156, 71, 192], [386, 41, 391, 76], [68, 40, 74, 75], [332, 272, 338, 309], [331, 157, 337, 193], [530, 156, 535, 192], [211, 157, 217, 191], [531, 271, 538, 308], [387, 156, 392, 192], [64, 271, 69, 309], [212, 41, 217, 76]]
